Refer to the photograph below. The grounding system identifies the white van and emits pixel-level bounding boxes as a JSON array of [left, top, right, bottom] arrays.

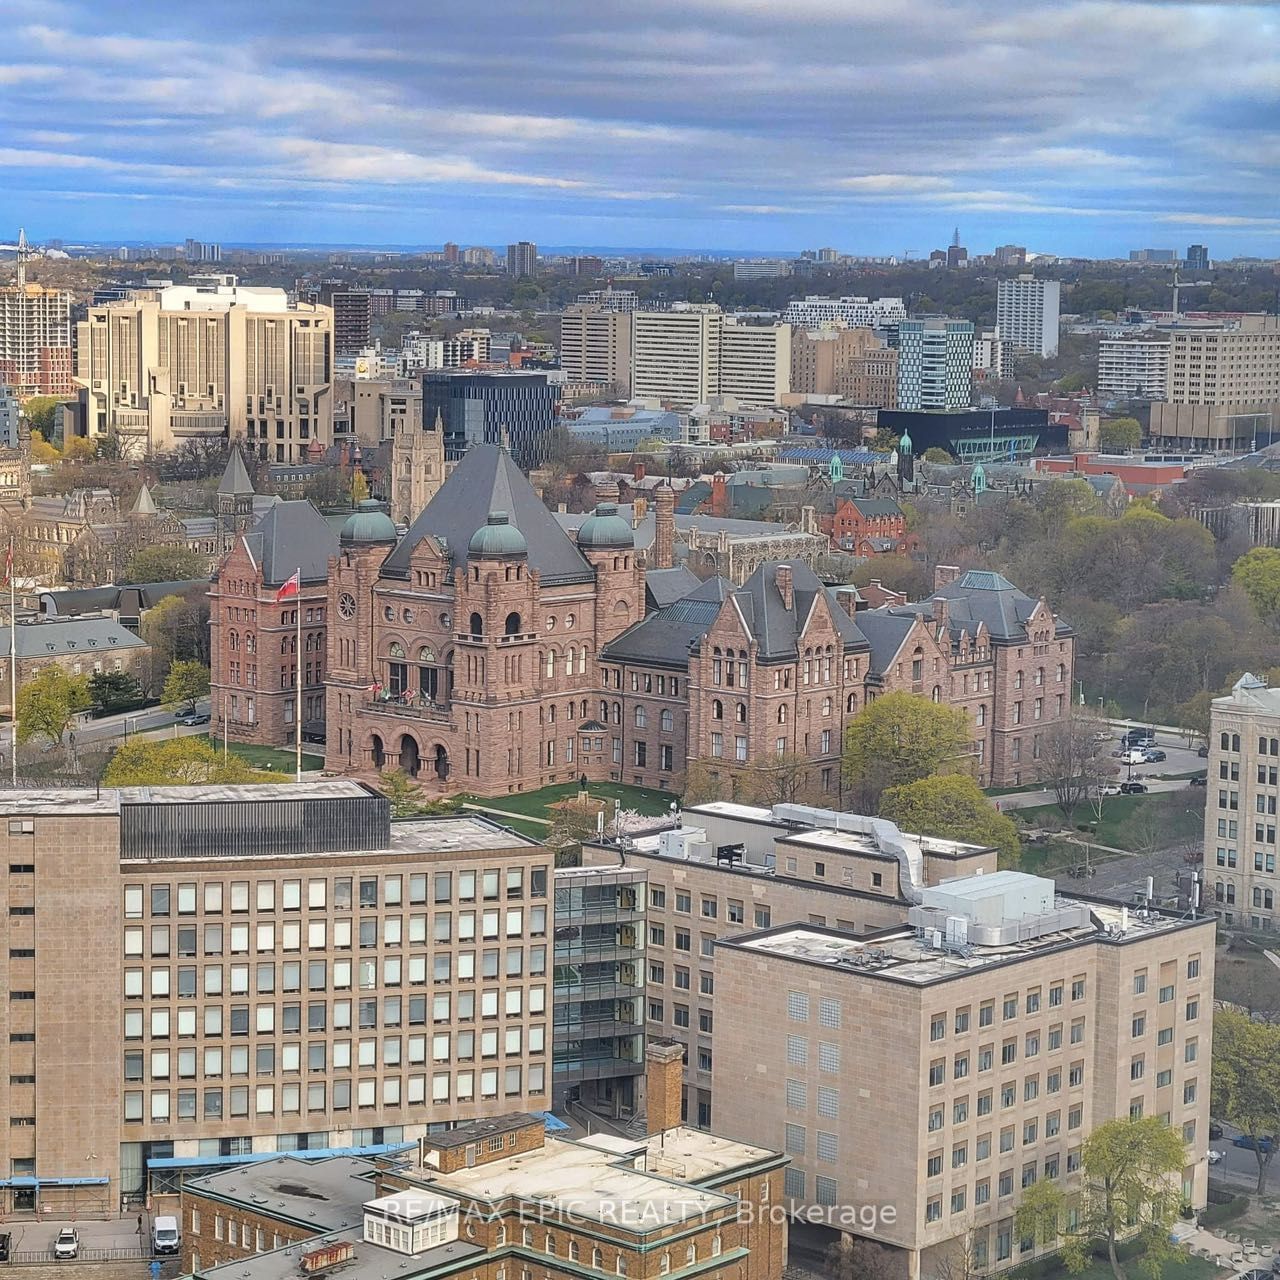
[[151, 1216, 180, 1256]]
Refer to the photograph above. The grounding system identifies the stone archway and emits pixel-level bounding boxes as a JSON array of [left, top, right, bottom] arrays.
[[399, 735, 421, 778]]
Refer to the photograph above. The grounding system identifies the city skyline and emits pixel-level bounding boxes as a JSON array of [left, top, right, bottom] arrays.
[[0, 0, 1276, 256]]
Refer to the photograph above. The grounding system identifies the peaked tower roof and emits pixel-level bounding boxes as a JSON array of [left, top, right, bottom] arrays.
[[218, 448, 255, 497], [381, 444, 593, 583], [131, 483, 158, 516]]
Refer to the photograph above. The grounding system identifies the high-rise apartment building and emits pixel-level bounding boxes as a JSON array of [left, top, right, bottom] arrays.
[[576, 288, 638, 312], [1149, 316, 1280, 449], [506, 242, 538, 277], [442, 241, 460, 265], [0, 238, 73, 397], [972, 328, 1005, 381], [1205, 672, 1280, 931], [996, 276, 1061, 358], [1097, 337, 1171, 401], [731, 260, 792, 280], [332, 291, 374, 355], [782, 295, 907, 330], [0, 782, 555, 1215], [790, 327, 897, 406], [462, 247, 497, 268], [559, 306, 633, 395], [631, 307, 724, 405], [896, 318, 975, 411], [993, 245, 1027, 267], [718, 321, 792, 406], [183, 239, 222, 263], [714, 870, 1213, 1278], [76, 278, 333, 460], [1186, 244, 1210, 272]]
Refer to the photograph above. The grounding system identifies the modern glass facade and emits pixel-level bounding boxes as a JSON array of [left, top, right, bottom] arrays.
[[552, 867, 646, 1116]]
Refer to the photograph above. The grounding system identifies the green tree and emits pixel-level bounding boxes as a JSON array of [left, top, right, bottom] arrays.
[[87, 671, 144, 715], [379, 768, 425, 818], [21, 396, 61, 436], [1015, 1116, 1187, 1280], [1232, 547, 1280, 619], [121, 543, 208, 584], [1099, 417, 1142, 452], [103, 737, 272, 786], [879, 774, 1021, 864], [29, 428, 59, 464], [162, 660, 210, 715], [842, 692, 972, 809], [141, 589, 211, 670], [62, 436, 97, 463], [16, 668, 91, 745], [921, 447, 953, 463], [350, 470, 370, 504], [1211, 1008, 1280, 1193]]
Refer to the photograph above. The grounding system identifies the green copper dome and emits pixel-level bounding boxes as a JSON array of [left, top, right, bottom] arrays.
[[468, 510, 528, 558], [340, 499, 398, 546], [576, 502, 634, 550], [899, 427, 914, 454]]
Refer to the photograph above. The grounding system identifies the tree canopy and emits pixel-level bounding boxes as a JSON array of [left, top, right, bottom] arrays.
[[879, 773, 1021, 864], [162, 660, 210, 714], [1098, 416, 1141, 451], [1015, 1115, 1187, 1280], [103, 737, 278, 786], [121, 543, 208, 585], [1232, 547, 1280, 620], [16, 668, 91, 745], [1212, 1008, 1280, 1193], [842, 692, 972, 809]]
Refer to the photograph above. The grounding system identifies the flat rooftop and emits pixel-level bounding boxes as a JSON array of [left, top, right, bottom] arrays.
[[426, 1112, 541, 1151], [729, 901, 1202, 986], [186, 1155, 378, 1232]]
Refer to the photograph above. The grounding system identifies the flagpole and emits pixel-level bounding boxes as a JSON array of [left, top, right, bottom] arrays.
[[8, 539, 15, 786], [294, 568, 302, 784]]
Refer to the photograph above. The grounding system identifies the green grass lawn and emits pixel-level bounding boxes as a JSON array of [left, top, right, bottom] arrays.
[[457, 780, 674, 820], [1014, 793, 1203, 852], [194, 736, 324, 774], [1010, 1250, 1225, 1280]]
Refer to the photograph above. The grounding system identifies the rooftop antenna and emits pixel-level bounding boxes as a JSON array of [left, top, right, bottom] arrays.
[[15, 228, 28, 288]]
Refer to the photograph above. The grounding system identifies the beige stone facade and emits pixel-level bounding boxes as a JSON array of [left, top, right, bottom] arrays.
[[712, 884, 1214, 1280], [0, 784, 554, 1212], [789, 327, 898, 407], [559, 306, 632, 396]]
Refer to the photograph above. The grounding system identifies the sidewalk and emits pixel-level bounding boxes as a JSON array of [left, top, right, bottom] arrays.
[[1182, 1222, 1276, 1273]]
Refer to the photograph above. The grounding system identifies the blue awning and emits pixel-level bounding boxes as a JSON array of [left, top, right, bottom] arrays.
[[146, 1141, 413, 1171], [0, 1176, 110, 1187], [535, 1111, 571, 1133]]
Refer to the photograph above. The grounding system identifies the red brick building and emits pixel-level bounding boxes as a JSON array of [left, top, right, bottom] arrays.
[[324, 444, 645, 792], [209, 497, 339, 746], [818, 491, 919, 556]]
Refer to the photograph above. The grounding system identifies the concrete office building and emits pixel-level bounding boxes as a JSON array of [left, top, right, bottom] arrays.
[[333, 377, 423, 446], [0, 782, 555, 1214], [632, 307, 724, 406], [1149, 316, 1280, 450], [715, 870, 1214, 1280], [790, 328, 897, 406], [732, 260, 792, 280], [996, 276, 1061, 358], [1186, 245, 1210, 272], [583, 802, 997, 1128], [76, 278, 333, 460], [1097, 337, 1171, 401], [178, 1106, 787, 1280], [559, 306, 632, 395], [896, 318, 975, 412], [1205, 672, 1280, 931], [421, 371, 558, 467], [719, 322, 792, 407], [506, 242, 538, 278], [0, 383, 20, 448], [781, 296, 907, 330]]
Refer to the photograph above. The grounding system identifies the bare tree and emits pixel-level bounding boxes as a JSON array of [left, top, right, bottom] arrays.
[[824, 1236, 899, 1280], [1038, 708, 1117, 820], [929, 1226, 982, 1280]]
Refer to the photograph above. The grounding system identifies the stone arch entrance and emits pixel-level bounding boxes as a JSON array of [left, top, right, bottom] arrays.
[[399, 735, 421, 778]]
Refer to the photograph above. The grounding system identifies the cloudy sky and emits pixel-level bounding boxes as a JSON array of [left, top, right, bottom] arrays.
[[1, 0, 1277, 255]]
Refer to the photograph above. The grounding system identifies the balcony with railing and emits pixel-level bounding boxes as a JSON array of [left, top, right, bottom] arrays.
[[365, 692, 453, 724]]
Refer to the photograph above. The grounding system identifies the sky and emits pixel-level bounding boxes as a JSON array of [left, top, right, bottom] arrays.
[[0, 0, 1278, 257]]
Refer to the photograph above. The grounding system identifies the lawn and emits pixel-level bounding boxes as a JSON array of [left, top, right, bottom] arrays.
[[457, 780, 675, 821], [1010, 1250, 1226, 1280], [193, 736, 325, 774], [1014, 792, 1203, 853]]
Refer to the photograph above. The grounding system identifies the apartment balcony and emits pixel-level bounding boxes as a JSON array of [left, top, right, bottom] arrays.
[[365, 692, 453, 724]]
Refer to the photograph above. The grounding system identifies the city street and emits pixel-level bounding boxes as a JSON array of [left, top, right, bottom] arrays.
[[0, 700, 212, 757]]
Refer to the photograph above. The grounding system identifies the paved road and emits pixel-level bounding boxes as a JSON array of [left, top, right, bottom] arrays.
[[0, 700, 212, 757], [1210, 1122, 1280, 1195]]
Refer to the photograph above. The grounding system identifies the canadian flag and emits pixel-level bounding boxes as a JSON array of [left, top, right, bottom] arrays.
[[275, 570, 300, 603]]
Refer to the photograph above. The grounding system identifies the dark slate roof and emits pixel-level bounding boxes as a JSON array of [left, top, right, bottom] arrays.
[[3, 616, 147, 659], [602, 577, 734, 667], [218, 448, 254, 497], [675, 481, 711, 514], [928, 568, 1072, 640], [848, 496, 903, 518], [383, 445, 593, 583], [645, 566, 702, 610], [732, 559, 867, 660], [242, 500, 339, 587], [855, 609, 920, 675], [39, 580, 204, 617]]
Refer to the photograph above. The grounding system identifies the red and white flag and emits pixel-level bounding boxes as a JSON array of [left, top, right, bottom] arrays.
[[275, 570, 300, 603]]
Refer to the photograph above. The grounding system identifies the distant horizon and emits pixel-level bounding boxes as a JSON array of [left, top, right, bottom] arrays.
[[0, 1, 1275, 257]]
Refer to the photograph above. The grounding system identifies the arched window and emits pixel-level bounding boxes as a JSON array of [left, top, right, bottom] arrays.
[[505, 612, 521, 636], [1215, 881, 1224, 903], [712, 1236, 722, 1258], [468, 612, 483, 637], [931, 685, 942, 703], [686, 1246, 696, 1266], [389, 642, 405, 659], [660, 709, 673, 732], [846, 693, 857, 713], [976, 705, 986, 726], [712, 700, 723, 720], [735, 702, 747, 723], [545, 650, 555, 678], [592, 1249, 603, 1269], [229, 630, 239, 652], [613, 701, 621, 724], [660, 1256, 671, 1276], [577, 647, 587, 675], [1222, 732, 1230, 750], [419, 646, 435, 663], [564, 648, 574, 677], [371, 734, 385, 768], [822, 697, 832, 717], [778, 705, 788, 724]]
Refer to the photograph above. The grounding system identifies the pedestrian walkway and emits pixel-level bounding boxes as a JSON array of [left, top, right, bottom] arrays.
[[1182, 1222, 1276, 1273], [460, 802, 551, 827]]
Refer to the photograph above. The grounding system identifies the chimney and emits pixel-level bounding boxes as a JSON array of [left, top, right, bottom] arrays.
[[934, 564, 961, 590], [775, 564, 794, 610], [633, 461, 646, 481], [653, 484, 675, 570], [596, 478, 620, 505], [632, 495, 648, 529], [645, 1040, 686, 1135], [934, 596, 949, 632]]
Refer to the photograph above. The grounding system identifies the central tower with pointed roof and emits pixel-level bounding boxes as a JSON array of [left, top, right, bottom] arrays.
[[216, 447, 256, 537]]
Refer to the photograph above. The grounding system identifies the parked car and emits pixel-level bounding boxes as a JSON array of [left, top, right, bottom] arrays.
[[1120, 749, 1148, 766], [1092, 730, 1112, 743], [178, 711, 211, 726], [1142, 748, 1167, 763], [53, 1228, 78, 1260], [1209, 1120, 1224, 1139], [1198, 744, 1210, 758], [1233, 1133, 1275, 1153], [1190, 773, 1208, 787], [1207, 1149, 1224, 1164], [0, 1232, 10, 1261], [1124, 730, 1156, 747], [1120, 781, 1148, 795]]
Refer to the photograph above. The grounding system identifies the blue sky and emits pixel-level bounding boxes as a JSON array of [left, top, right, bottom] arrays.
[[1, 0, 1278, 257]]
